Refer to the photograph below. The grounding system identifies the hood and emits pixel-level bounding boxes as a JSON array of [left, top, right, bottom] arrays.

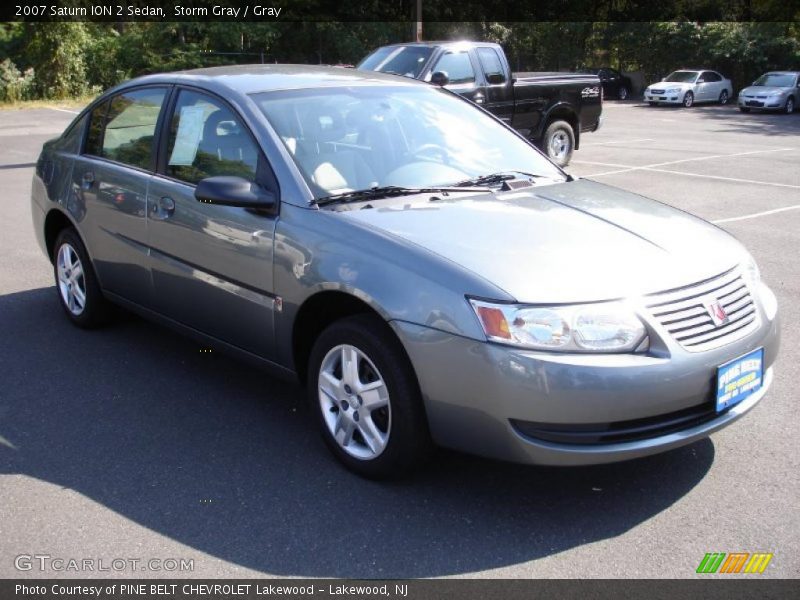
[[650, 81, 692, 89], [339, 179, 746, 303], [740, 86, 787, 95]]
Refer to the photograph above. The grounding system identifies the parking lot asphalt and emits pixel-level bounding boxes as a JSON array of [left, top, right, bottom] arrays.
[[0, 101, 798, 579]]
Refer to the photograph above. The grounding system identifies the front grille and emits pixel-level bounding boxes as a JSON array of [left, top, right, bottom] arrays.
[[650, 88, 665, 94], [511, 400, 720, 445], [645, 268, 758, 352]]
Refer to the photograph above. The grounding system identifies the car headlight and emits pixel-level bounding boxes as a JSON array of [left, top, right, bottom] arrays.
[[741, 255, 761, 286], [469, 299, 647, 353], [666, 87, 681, 93]]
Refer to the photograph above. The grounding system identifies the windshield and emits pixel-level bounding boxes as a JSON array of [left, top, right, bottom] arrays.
[[357, 46, 434, 79], [753, 73, 797, 87], [663, 71, 699, 83], [252, 85, 565, 199]]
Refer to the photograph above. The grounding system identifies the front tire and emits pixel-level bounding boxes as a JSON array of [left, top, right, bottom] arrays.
[[307, 314, 432, 479], [53, 228, 112, 328], [541, 120, 575, 167], [719, 90, 729, 105], [683, 91, 694, 108], [618, 86, 629, 100], [785, 97, 795, 114]]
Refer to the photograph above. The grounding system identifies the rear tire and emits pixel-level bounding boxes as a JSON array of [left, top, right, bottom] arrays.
[[682, 91, 694, 108], [541, 120, 575, 167], [307, 314, 432, 479], [53, 228, 113, 329], [719, 90, 729, 105]]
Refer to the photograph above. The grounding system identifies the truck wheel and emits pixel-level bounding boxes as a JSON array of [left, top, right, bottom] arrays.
[[542, 120, 575, 167], [307, 314, 432, 479]]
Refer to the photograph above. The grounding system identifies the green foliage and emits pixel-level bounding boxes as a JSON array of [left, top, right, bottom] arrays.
[[0, 21, 798, 102], [0, 58, 35, 102], [24, 23, 94, 99]]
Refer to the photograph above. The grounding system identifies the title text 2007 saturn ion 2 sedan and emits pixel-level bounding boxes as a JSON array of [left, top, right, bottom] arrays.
[[32, 66, 779, 478]]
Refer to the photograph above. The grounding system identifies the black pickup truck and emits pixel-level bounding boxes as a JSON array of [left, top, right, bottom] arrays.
[[358, 41, 603, 166]]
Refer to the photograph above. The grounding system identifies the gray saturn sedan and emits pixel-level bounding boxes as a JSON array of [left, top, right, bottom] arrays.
[[31, 65, 779, 478]]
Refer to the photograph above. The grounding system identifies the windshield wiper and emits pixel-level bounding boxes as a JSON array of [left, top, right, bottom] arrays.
[[454, 171, 549, 187], [313, 185, 486, 207]]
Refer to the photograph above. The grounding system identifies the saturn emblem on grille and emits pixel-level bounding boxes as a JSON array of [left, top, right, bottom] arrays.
[[704, 298, 730, 326]]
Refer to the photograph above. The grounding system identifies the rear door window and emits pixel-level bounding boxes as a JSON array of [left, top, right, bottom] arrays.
[[97, 88, 167, 170], [476, 48, 506, 84]]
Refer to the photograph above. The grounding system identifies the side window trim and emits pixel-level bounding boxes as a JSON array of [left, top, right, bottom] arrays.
[[81, 84, 171, 174], [156, 85, 280, 201]]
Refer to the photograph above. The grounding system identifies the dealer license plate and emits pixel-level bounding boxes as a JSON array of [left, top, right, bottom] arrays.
[[716, 348, 764, 412]]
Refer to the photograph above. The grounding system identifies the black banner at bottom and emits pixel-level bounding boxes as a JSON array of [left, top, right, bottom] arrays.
[[2, 579, 797, 600]]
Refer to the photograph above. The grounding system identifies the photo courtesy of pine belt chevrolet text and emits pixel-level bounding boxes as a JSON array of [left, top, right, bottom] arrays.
[[31, 65, 780, 478]]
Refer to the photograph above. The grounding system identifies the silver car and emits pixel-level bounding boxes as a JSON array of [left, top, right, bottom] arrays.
[[31, 66, 779, 478], [738, 71, 799, 113], [645, 69, 733, 107]]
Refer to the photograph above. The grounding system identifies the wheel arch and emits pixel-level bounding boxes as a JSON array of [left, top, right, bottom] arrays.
[[541, 104, 580, 149], [44, 208, 81, 263], [291, 289, 410, 385]]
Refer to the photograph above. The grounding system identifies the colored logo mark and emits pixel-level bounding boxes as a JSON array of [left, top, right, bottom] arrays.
[[696, 552, 773, 574]]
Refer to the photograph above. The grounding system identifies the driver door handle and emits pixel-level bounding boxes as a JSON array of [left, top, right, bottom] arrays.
[[152, 196, 175, 220], [474, 92, 485, 104], [81, 171, 95, 189]]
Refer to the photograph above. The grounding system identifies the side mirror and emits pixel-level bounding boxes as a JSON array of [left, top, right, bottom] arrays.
[[194, 176, 275, 209], [430, 71, 450, 87], [486, 72, 505, 85], [697, 79, 705, 84]]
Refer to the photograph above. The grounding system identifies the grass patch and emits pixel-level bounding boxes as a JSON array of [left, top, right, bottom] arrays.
[[0, 96, 95, 112]]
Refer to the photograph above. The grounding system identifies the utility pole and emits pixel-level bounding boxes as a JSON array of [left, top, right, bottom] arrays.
[[415, 0, 422, 42]]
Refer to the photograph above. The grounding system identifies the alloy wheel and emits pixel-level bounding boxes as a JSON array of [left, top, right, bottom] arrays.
[[719, 90, 729, 105], [787, 98, 795, 114], [56, 243, 87, 316], [318, 344, 391, 460], [683, 92, 694, 107], [549, 130, 571, 162]]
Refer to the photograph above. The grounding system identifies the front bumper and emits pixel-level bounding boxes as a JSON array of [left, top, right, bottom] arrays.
[[738, 96, 786, 110], [391, 292, 779, 466], [645, 93, 684, 104]]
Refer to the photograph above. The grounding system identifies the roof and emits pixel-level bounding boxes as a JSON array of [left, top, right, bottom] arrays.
[[114, 64, 423, 96]]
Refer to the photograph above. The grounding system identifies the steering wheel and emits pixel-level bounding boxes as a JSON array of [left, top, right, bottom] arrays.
[[410, 143, 451, 165]]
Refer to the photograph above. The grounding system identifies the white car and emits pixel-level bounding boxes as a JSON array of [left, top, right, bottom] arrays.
[[645, 69, 733, 107]]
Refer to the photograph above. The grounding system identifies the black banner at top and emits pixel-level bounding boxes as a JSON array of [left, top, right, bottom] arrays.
[[4, 0, 800, 22]]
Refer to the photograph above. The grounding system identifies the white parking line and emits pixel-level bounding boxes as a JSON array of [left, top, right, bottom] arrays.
[[646, 167, 800, 190], [581, 138, 655, 147], [578, 147, 795, 177], [46, 107, 79, 114], [712, 205, 800, 223]]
